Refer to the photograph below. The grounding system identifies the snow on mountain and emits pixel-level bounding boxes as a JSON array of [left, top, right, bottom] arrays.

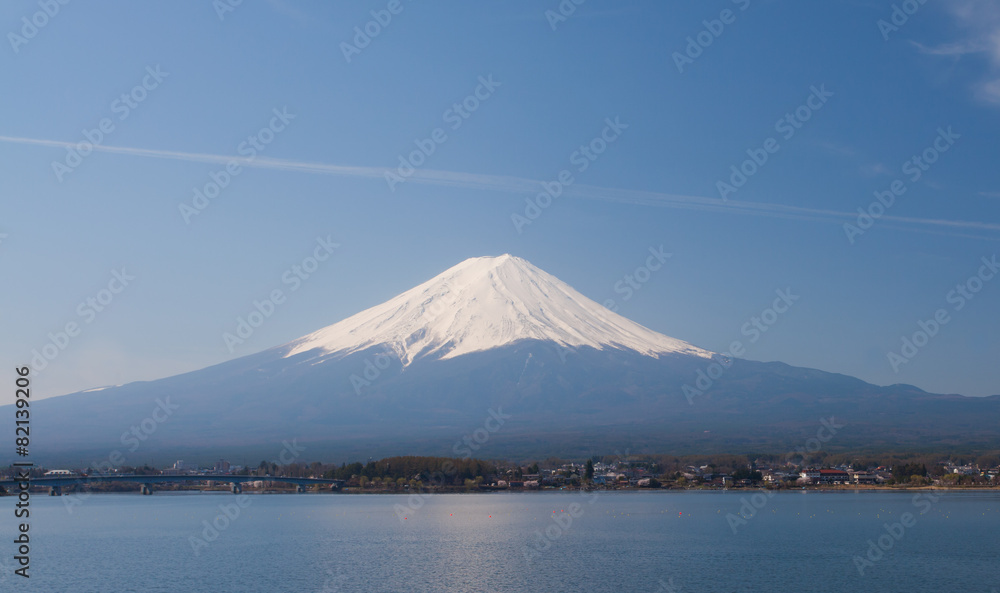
[[282, 254, 713, 365]]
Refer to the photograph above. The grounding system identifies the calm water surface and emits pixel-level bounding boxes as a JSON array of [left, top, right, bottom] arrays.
[[1, 490, 997, 592]]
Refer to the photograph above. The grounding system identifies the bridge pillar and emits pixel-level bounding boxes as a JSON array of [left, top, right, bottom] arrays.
[[230, 482, 242, 494], [49, 486, 62, 496], [140, 484, 153, 495], [296, 484, 306, 493]]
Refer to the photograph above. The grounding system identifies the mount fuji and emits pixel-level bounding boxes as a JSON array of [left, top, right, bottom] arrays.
[[283, 254, 712, 366], [10, 255, 1000, 465]]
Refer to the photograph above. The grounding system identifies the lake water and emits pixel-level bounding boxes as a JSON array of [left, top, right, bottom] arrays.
[[1, 490, 997, 592]]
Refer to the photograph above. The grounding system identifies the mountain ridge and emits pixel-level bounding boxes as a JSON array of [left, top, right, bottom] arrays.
[[5, 254, 1000, 465], [280, 254, 712, 365]]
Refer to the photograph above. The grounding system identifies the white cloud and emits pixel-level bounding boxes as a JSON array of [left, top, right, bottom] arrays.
[[1, 134, 998, 240], [919, 1, 1000, 104]]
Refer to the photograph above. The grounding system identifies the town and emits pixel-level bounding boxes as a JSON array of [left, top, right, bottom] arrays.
[[3, 452, 998, 495]]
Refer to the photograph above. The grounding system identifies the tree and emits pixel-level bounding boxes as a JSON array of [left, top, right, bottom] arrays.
[[732, 467, 763, 483], [976, 454, 1000, 469], [893, 463, 926, 483], [585, 459, 594, 482]]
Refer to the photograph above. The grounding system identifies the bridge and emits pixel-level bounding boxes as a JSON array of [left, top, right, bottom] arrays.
[[0, 474, 344, 496]]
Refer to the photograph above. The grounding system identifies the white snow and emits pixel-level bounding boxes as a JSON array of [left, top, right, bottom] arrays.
[[282, 254, 713, 365]]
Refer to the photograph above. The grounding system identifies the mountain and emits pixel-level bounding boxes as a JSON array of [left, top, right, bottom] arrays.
[[283, 254, 712, 365], [8, 255, 1000, 466]]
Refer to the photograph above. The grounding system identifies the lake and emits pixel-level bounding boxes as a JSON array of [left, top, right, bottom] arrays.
[[1, 490, 997, 592]]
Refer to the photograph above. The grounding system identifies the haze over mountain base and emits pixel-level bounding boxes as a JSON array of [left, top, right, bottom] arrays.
[[8, 255, 999, 466]]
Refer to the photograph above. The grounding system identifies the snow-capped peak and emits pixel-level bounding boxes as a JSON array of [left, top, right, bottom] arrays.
[[282, 254, 713, 364]]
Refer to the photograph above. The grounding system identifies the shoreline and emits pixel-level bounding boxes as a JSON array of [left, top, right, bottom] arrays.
[[6, 485, 998, 497]]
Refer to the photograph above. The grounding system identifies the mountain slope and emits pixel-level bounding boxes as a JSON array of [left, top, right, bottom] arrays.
[[282, 254, 712, 365], [5, 254, 999, 465]]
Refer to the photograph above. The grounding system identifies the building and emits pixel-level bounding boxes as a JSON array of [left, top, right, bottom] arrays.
[[764, 471, 792, 483], [849, 472, 879, 485], [214, 459, 231, 473], [799, 470, 821, 483], [799, 469, 849, 484]]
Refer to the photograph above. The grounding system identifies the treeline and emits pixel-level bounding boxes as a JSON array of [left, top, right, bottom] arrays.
[[523, 450, 1000, 480], [323, 456, 495, 485]]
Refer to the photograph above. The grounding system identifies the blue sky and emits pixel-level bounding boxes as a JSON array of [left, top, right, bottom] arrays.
[[1, 0, 998, 402]]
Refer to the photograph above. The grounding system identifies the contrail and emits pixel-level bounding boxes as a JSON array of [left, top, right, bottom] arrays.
[[2, 134, 997, 238]]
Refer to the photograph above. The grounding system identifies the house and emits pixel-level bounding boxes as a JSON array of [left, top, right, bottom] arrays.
[[817, 469, 849, 484], [799, 469, 849, 484], [849, 472, 879, 485], [799, 470, 821, 483], [763, 471, 792, 483]]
